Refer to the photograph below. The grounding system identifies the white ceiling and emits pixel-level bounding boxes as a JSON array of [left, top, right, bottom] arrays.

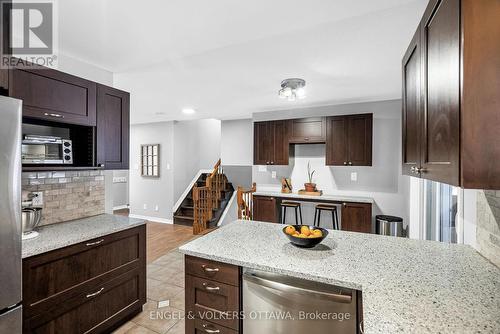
[[58, 0, 428, 124]]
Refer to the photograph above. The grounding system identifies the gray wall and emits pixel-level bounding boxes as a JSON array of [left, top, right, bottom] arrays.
[[476, 191, 500, 267], [112, 170, 129, 207], [129, 121, 175, 220], [221, 119, 253, 166]]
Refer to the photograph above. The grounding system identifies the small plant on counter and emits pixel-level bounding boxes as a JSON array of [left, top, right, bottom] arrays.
[[304, 161, 317, 192]]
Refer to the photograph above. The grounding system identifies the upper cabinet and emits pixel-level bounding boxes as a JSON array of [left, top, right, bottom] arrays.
[[253, 120, 290, 165], [326, 114, 372, 166], [9, 67, 97, 126], [288, 117, 326, 143], [96, 85, 130, 170], [402, 0, 500, 189]]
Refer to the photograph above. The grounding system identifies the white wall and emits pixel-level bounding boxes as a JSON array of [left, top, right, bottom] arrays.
[[173, 119, 221, 203], [252, 100, 411, 226], [55, 53, 114, 86], [129, 122, 175, 221], [221, 119, 253, 166]]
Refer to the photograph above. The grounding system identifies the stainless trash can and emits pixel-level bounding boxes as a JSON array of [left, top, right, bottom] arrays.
[[376, 215, 406, 237]]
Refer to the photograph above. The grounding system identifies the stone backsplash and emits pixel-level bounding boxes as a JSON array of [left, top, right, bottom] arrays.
[[22, 170, 105, 226], [476, 190, 500, 267]]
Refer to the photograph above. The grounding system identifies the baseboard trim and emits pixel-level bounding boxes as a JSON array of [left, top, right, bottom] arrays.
[[128, 214, 173, 224], [113, 205, 130, 211]]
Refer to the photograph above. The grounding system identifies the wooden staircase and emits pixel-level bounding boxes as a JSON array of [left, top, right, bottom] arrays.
[[173, 159, 234, 234]]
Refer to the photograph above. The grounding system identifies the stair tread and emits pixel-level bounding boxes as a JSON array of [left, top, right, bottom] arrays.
[[174, 215, 194, 220]]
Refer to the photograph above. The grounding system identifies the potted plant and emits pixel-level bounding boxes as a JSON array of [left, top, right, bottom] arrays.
[[304, 162, 316, 192]]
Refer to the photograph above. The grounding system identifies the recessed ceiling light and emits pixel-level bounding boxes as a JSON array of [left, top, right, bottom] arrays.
[[182, 108, 196, 114]]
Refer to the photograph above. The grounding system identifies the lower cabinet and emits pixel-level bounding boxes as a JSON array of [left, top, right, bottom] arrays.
[[341, 203, 372, 234], [22, 225, 146, 333], [252, 195, 277, 223], [185, 256, 242, 333]]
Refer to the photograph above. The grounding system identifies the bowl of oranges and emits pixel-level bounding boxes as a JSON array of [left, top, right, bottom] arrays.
[[282, 225, 328, 248]]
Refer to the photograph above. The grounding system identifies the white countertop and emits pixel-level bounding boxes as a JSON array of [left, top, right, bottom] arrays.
[[22, 214, 146, 258], [253, 190, 374, 204], [179, 220, 500, 334]]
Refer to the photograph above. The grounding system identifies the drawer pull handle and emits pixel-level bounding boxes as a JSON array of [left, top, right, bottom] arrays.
[[202, 265, 219, 273], [86, 287, 104, 298], [202, 323, 220, 333], [202, 283, 220, 291], [44, 112, 64, 118], [86, 239, 104, 246]]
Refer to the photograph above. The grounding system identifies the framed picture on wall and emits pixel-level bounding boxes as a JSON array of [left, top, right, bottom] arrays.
[[141, 144, 160, 177]]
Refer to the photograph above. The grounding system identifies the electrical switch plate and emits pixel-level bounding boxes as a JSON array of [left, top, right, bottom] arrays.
[[143, 204, 147, 210], [351, 172, 358, 181], [258, 165, 267, 172], [155, 205, 159, 212], [271, 171, 277, 179]]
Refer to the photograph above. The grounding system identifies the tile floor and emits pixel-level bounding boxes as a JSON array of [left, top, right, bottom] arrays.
[[113, 249, 187, 334]]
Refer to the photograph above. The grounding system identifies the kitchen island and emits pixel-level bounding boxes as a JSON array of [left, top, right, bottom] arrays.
[[179, 220, 500, 334]]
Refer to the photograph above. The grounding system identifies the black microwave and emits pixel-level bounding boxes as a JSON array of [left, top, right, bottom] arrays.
[[21, 135, 73, 164]]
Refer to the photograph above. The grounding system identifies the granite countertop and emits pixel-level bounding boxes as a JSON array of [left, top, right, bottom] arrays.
[[253, 190, 374, 204], [179, 220, 500, 334], [22, 214, 146, 258]]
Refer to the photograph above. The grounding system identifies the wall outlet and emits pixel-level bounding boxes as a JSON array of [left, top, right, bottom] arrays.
[[143, 204, 147, 210], [351, 172, 358, 182], [258, 165, 267, 172], [166, 163, 171, 170], [155, 205, 159, 212], [32, 192, 43, 206], [271, 171, 277, 179]]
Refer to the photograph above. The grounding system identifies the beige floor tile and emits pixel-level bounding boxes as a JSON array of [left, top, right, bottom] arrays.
[[112, 321, 136, 334], [147, 264, 164, 277], [162, 271, 185, 288], [147, 278, 184, 302], [132, 300, 184, 334], [152, 251, 184, 267], [122, 324, 159, 334], [167, 290, 185, 311], [166, 319, 185, 334], [148, 265, 181, 282]]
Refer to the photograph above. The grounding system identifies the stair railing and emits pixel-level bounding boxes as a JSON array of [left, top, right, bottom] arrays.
[[193, 159, 224, 234], [237, 183, 256, 220]]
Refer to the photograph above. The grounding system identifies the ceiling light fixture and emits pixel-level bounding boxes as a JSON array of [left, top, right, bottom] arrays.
[[278, 78, 306, 101], [182, 108, 196, 114]]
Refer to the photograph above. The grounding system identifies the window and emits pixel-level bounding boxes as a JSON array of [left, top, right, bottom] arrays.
[[423, 180, 462, 243], [141, 144, 160, 177]]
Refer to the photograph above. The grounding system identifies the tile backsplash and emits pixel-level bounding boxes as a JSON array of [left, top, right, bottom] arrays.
[[22, 170, 105, 226], [476, 190, 500, 267]]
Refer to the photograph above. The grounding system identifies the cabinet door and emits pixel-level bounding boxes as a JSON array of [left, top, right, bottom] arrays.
[[253, 196, 277, 223], [253, 121, 271, 165], [9, 67, 97, 126], [288, 117, 326, 143], [325, 116, 348, 166], [420, 0, 460, 185], [0, 1, 11, 91], [402, 27, 422, 176], [341, 203, 372, 234], [271, 120, 289, 165], [96, 84, 130, 169], [347, 114, 372, 166]]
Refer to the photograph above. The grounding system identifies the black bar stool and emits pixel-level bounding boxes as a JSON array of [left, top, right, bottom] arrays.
[[280, 201, 303, 225], [314, 204, 339, 230]]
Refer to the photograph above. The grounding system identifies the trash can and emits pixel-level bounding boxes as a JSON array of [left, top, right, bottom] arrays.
[[376, 215, 406, 237]]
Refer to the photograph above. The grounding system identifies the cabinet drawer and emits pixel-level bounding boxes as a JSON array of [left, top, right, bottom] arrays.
[[24, 268, 145, 334], [186, 318, 238, 334], [186, 256, 240, 286], [23, 225, 145, 317], [186, 275, 240, 330]]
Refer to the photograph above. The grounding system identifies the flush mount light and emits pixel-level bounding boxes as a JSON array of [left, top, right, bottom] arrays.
[[278, 78, 306, 101], [182, 108, 196, 114]]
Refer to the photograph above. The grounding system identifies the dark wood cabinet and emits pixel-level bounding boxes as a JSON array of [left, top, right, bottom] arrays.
[[9, 67, 97, 126], [96, 84, 130, 169], [402, 0, 500, 188], [253, 121, 290, 165], [185, 256, 241, 333], [288, 117, 326, 143], [341, 202, 372, 234], [253, 195, 277, 223], [326, 114, 372, 166], [22, 225, 146, 333]]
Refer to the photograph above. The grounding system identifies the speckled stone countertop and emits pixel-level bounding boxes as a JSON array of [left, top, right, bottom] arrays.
[[179, 220, 500, 334], [253, 190, 374, 204], [22, 214, 145, 258]]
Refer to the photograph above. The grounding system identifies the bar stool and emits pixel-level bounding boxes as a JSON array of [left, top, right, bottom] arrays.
[[280, 201, 303, 225], [314, 204, 339, 230]]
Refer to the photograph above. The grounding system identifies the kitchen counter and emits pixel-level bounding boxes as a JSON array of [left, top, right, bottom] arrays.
[[179, 220, 500, 334], [22, 214, 146, 258], [253, 190, 374, 204]]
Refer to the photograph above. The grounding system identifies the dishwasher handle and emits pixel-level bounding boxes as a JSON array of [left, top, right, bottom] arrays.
[[243, 272, 352, 304]]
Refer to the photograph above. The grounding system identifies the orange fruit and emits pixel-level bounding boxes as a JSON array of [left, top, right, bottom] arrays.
[[300, 226, 311, 236], [284, 225, 296, 235]]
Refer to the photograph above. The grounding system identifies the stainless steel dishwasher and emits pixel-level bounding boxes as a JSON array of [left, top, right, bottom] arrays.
[[243, 269, 358, 334]]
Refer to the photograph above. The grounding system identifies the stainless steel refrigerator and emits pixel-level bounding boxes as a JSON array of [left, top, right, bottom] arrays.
[[0, 96, 22, 332]]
